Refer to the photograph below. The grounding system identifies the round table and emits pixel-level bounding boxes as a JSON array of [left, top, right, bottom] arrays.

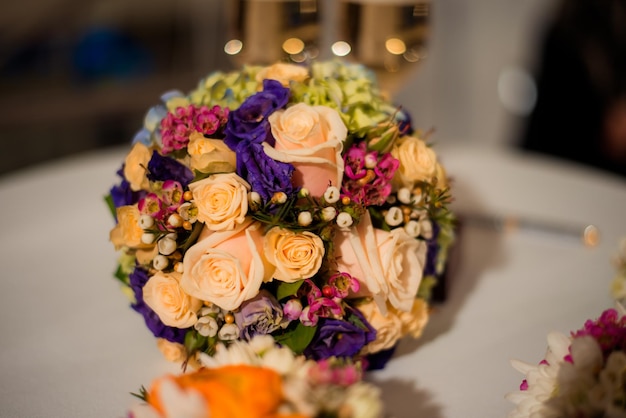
[[1, 144, 625, 417]]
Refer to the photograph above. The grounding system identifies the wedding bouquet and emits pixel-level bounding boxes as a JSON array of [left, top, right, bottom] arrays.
[[106, 60, 455, 369], [127, 335, 383, 418], [506, 307, 626, 417]]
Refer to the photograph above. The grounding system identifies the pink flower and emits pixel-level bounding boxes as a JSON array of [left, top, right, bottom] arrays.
[[138, 193, 165, 220], [328, 272, 360, 298], [161, 180, 184, 211], [160, 105, 229, 154]]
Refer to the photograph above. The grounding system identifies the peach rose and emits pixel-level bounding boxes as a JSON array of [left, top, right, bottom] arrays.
[[391, 135, 438, 188], [264, 227, 325, 283], [187, 131, 236, 174], [334, 211, 427, 312], [123, 142, 152, 191], [110, 205, 153, 250], [143, 270, 202, 328], [256, 62, 309, 87], [188, 173, 250, 231], [265, 103, 347, 196], [357, 300, 402, 355], [180, 220, 269, 311], [156, 338, 187, 363]]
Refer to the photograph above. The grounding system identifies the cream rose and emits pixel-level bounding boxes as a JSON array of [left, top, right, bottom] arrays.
[[188, 173, 250, 231], [187, 131, 236, 174], [334, 211, 427, 312], [357, 300, 403, 355], [391, 135, 438, 188], [256, 63, 309, 87], [264, 227, 325, 283], [123, 142, 152, 191], [396, 298, 430, 338], [180, 220, 269, 311], [265, 103, 347, 197], [110, 205, 154, 250], [143, 271, 202, 328]]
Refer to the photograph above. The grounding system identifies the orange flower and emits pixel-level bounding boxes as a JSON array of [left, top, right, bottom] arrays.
[[147, 365, 306, 418]]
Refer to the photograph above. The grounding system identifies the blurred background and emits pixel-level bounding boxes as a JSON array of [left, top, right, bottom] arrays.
[[1, 0, 625, 177]]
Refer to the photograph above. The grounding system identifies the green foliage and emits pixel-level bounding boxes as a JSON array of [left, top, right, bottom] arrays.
[[274, 322, 317, 354], [276, 280, 304, 301]]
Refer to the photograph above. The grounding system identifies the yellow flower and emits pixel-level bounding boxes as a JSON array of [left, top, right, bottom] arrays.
[[264, 227, 325, 283], [156, 338, 187, 363], [187, 131, 236, 174], [357, 300, 402, 355], [123, 142, 151, 191], [396, 298, 430, 338]]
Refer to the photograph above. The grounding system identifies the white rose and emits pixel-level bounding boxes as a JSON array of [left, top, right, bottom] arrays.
[[142, 271, 202, 328], [180, 220, 269, 311], [188, 172, 250, 231], [265, 103, 347, 197], [334, 211, 427, 312]]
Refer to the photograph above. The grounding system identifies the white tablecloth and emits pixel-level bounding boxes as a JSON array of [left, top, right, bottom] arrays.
[[1, 144, 625, 417]]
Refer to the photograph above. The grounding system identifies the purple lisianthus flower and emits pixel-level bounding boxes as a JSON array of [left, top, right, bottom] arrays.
[[146, 151, 194, 187], [110, 165, 145, 208], [303, 307, 376, 360], [237, 142, 295, 202], [423, 221, 441, 277], [128, 267, 187, 344], [224, 79, 289, 148], [233, 290, 288, 340]]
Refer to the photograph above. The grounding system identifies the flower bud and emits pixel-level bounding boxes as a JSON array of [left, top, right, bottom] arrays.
[[336, 212, 354, 229], [385, 207, 404, 227], [248, 191, 262, 207], [271, 191, 287, 205], [153, 255, 169, 271], [365, 153, 378, 169], [218, 323, 239, 341], [298, 211, 313, 227], [167, 213, 183, 228], [404, 220, 421, 237], [321, 206, 337, 221], [397, 187, 413, 205], [194, 316, 219, 338], [420, 219, 433, 239], [324, 186, 340, 203], [298, 188, 310, 198], [141, 232, 156, 244], [139, 215, 154, 230], [283, 299, 303, 321], [158, 238, 177, 256]]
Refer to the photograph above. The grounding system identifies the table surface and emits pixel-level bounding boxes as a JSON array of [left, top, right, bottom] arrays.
[[1, 144, 625, 418]]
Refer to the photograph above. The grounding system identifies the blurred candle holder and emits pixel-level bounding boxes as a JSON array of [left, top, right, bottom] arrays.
[[334, 0, 431, 95], [225, 0, 322, 66]]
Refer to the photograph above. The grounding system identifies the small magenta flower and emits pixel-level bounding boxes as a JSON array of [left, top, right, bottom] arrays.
[[329, 272, 360, 298], [161, 180, 184, 211], [138, 193, 165, 220], [160, 104, 228, 154]]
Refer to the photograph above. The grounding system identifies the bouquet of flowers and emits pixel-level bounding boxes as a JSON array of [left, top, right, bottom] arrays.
[[506, 307, 626, 417], [127, 335, 383, 418], [106, 60, 455, 369]]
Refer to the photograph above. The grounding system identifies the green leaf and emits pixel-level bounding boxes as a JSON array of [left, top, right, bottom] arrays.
[[274, 323, 317, 354], [130, 385, 148, 402], [104, 194, 116, 220], [114, 264, 129, 285], [276, 280, 304, 301], [184, 330, 208, 355]]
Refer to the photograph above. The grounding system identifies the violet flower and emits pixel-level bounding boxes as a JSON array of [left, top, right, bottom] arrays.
[[303, 307, 376, 360], [128, 267, 187, 344], [146, 151, 194, 187], [224, 79, 289, 147], [236, 141, 295, 202], [233, 290, 287, 340], [110, 165, 145, 208]]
